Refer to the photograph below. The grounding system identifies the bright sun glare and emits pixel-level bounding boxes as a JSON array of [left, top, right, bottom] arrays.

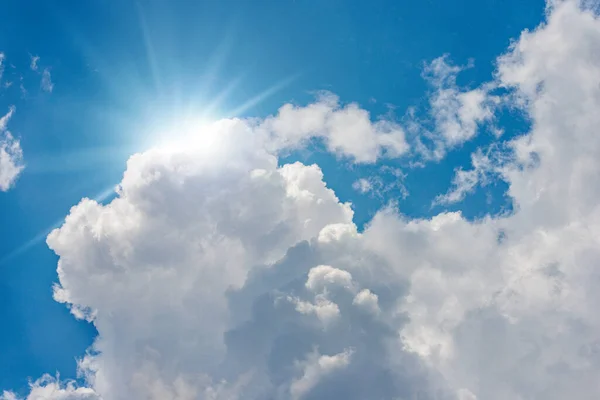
[[151, 117, 220, 154]]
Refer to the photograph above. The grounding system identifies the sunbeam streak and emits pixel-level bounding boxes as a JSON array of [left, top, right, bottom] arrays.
[[135, 0, 162, 93], [228, 73, 301, 117], [199, 75, 244, 120], [0, 185, 117, 267], [25, 146, 133, 174]]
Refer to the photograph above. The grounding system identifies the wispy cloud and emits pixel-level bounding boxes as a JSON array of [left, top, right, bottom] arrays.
[[0, 53, 5, 82], [0, 106, 24, 191], [41, 68, 53, 93], [29, 54, 39, 71]]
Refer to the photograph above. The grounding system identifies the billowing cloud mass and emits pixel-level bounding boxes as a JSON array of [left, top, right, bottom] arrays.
[[0, 107, 24, 191], [6, 0, 600, 399]]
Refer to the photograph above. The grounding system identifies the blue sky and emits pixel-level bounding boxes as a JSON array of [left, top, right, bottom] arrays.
[[7, 0, 600, 399]]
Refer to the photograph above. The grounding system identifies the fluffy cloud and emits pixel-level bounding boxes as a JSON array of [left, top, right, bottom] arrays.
[[1, 375, 100, 400], [0, 106, 24, 191], [15, 113, 442, 399], [289, 348, 353, 400], [412, 56, 499, 160], [304, 265, 354, 293], [42, 118, 364, 399], [7, 1, 600, 399], [398, 2, 600, 398], [351, 178, 372, 194], [352, 289, 380, 315], [259, 92, 409, 163]]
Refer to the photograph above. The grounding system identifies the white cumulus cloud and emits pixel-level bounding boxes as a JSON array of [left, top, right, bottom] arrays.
[[259, 92, 409, 163], [290, 348, 353, 400], [1, 375, 100, 400]]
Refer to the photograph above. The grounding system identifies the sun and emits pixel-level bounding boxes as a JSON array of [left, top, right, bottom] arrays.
[[149, 116, 222, 155]]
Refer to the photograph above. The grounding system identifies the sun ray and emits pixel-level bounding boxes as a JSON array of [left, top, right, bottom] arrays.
[[25, 146, 133, 174], [0, 184, 117, 267], [135, 0, 162, 94], [227, 73, 301, 117], [198, 75, 244, 120]]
